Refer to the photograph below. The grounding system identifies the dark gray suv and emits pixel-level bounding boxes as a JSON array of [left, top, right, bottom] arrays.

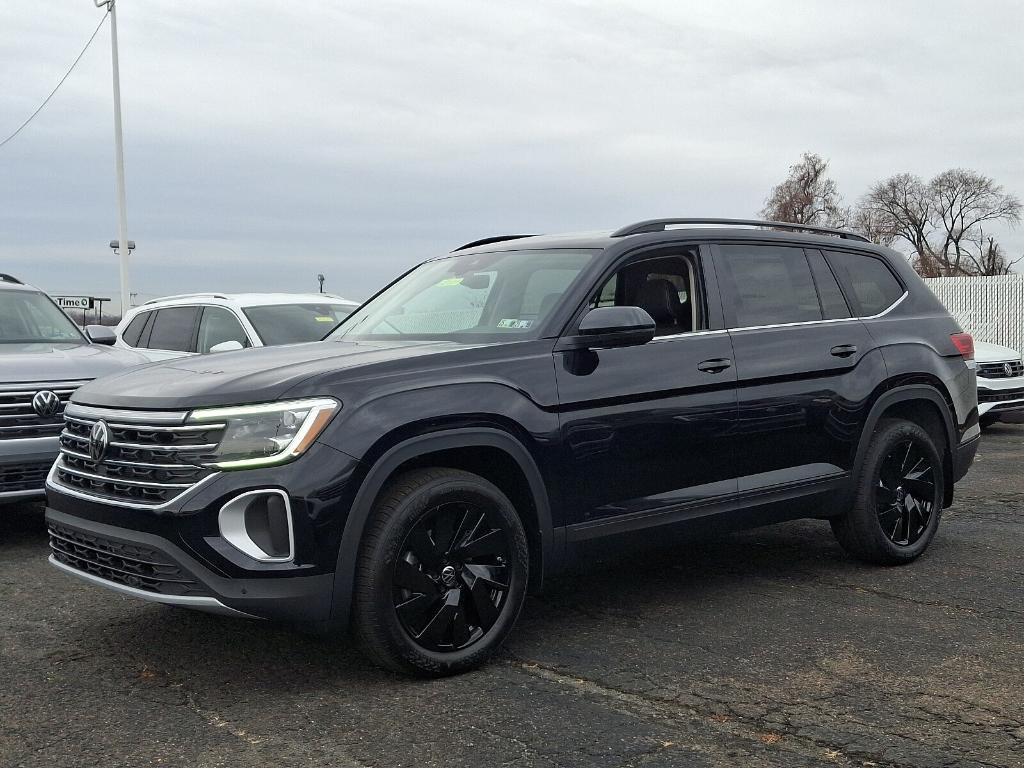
[[0, 274, 146, 503]]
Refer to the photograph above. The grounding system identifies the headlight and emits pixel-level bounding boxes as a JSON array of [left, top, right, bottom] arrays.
[[187, 398, 339, 470]]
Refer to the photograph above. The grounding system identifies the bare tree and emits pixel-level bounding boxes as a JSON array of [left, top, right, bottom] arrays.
[[761, 152, 849, 228], [857, 169, 1021, 276]]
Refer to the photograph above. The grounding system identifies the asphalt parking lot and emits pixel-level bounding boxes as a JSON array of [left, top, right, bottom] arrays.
[[2, 424, 1023, 768]]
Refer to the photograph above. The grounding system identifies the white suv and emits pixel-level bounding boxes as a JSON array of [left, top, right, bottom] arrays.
[[975, 341, 1024, 427], [115, 293, 359, 362]]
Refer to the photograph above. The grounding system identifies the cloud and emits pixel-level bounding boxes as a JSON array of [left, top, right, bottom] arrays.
[[1, 0, 1023, 311]]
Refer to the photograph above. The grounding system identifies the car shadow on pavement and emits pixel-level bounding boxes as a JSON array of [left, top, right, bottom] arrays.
[[6, 502, 860, 689]]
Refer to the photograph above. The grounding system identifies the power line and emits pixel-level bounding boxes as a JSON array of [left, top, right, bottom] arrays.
[[0, 9, 110, 151]]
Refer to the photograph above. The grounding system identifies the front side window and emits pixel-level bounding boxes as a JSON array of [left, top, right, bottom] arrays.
[[717, 244, 821, 327], [589, 252, 702, 337], [825, 250, 905, 317], [146, 306, 200, 352], [0, 291, 85, 344], [197, 307, 250, 353], [243, 303, 356, 346], [329, 249, 598, 342]]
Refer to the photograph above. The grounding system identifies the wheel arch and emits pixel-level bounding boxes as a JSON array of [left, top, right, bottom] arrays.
[[329, 428, 556, 626], [854, 384, 958, 508]]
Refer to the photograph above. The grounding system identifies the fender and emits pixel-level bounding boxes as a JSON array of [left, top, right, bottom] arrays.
[[328, 428, 556, 626], [850, 383, 957, 503]]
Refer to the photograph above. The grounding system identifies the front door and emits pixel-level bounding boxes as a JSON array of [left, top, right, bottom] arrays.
[[555, 245, 739, 542]]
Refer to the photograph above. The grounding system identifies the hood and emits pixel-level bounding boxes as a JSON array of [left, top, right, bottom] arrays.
[[0, 342, 148, 384], [70, 339, 483, 410], [974, 340, 1022, 363]]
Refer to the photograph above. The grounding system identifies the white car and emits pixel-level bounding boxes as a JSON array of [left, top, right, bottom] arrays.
[[115, 292, 360, 362], [975, 340, 1024, 427]]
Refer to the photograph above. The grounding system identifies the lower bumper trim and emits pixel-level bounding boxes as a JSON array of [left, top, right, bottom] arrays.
[[48, 554, 259, 619]]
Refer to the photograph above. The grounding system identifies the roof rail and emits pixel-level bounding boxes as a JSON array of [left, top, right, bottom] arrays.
[[452, 234, 538, 252], [611, 218, 870, 242], [0, 273, 23, 284], [143, 292, 230, 305]]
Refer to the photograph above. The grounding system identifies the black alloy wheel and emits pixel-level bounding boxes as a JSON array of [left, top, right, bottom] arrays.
[[393, 502, 511, 652], [352, 468, 529, 676], [830, 418, 944, 565], [876, 439, 936, 547]]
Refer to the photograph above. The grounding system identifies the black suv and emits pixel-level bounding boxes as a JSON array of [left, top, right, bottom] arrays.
[[45, 219, 980, 676]]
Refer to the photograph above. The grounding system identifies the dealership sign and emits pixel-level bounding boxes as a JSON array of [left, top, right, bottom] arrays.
[[54, 296, 94, 310]]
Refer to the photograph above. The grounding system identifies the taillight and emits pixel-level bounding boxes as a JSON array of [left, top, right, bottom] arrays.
[[951, 332, 974, 361]]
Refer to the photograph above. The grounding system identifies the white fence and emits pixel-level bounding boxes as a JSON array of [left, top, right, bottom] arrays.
[[924, 275, 1024, 352]]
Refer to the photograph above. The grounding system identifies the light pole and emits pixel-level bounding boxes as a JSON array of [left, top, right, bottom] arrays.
[[95, 0, 131, 316], [317, 273, 325, 293]]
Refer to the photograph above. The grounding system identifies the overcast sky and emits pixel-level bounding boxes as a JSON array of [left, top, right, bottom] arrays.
[[2, 1, 1022, 312]]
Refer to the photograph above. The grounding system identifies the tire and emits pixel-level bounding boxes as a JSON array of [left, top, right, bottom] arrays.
[[352, 468, 529, 677], [831, 418, 944, 565]]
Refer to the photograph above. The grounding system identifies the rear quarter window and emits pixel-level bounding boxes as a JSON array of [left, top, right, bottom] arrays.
[[121, 312, 150, 347], [825, 250, 905, 317]]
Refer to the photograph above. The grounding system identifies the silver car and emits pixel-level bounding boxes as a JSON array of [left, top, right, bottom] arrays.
[[0, 274, 147, 503]]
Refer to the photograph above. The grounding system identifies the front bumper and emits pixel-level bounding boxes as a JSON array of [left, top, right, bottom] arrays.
[[977, 375, 1024, 417], [44, 441, 362, 622], [0, 436, 59, 503]]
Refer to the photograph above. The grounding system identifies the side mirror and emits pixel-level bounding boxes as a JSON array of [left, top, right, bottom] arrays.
[[209, 340, 245, 353], [557, 306, 656, 351], [84, 325, 116, 346]]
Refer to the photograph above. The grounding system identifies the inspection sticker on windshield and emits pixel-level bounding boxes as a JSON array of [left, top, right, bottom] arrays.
[[436, 277, 464, 287], [498, 319, 532, 329], [314, 316, 335, 322]]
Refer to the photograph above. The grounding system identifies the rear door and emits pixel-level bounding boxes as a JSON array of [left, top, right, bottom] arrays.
[[713, 241, 881, 502], [555, 244, 740, 542]]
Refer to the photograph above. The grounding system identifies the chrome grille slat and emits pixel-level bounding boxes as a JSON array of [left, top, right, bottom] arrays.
[[51, 404, 223, 507], [978, 360, 1024, 379], [0, 381, 85, 440]]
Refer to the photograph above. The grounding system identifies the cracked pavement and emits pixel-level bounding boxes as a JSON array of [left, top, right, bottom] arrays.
[[2, 422, 1023, 767]]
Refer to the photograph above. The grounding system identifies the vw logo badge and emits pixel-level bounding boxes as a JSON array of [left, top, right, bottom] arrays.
[[89, 420, 110, 462], [1005, 362, 1015, 378], [31, 390, 61, 418]]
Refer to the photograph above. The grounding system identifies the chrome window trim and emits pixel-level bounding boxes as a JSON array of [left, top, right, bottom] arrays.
[[643, 291, 908, 344]]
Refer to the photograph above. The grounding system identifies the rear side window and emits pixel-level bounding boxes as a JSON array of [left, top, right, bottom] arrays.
[[825, 251, 904, 317], [717, 244, 821, 327], [121, 312, 150, 347], [805, 250, 850, 320], [146, 306, 200, 352]]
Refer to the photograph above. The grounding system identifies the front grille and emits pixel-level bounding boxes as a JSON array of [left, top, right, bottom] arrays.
[[979, 388, 1024, 404], [48, 521, 210, 597], [50, 404, 223, 507], [0, 462, 50, 493], [978, 360, 1024, 379], [0, 381, 88, 440]]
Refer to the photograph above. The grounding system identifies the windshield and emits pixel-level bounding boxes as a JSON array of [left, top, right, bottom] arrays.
[[243, 302, 357, 346], [0, 290, 85, 344], [329, 249, 598, 343]]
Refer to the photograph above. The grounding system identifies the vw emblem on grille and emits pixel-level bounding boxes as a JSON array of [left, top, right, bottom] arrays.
[[1005, 362, 1015, 378], [31, 390, 61, 418], [89, 420, 110, 462]]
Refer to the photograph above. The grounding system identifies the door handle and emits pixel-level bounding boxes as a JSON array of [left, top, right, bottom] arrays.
[[697, 358, 732, 373], [830, 344, 858, 358]]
